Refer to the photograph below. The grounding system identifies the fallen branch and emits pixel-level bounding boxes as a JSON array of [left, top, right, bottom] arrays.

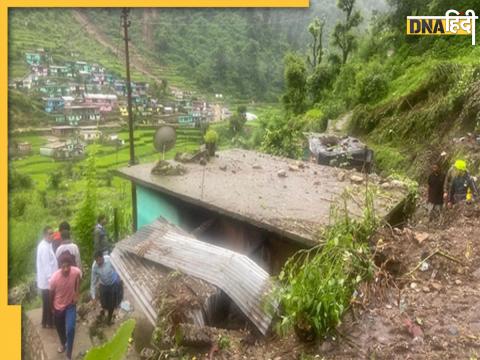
[[403, 249, 439, 277], [403, 248, 463, 277], [436, 250, 462, 264]]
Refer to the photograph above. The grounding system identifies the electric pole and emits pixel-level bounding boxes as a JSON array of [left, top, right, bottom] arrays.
[[122, 8, 137, 231]]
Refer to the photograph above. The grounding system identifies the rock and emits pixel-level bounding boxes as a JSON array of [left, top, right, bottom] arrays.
[[393, 227, 403, 235], [472, 268, 480, 279], [455, 279, 462, 285], [252, 164, 262, 169], [199, 158, 207, 166], [337, 172, 346, 182], [431, 282, 442, 291], [419, 261, 429, 272], [414, 232, 429, 244], [381, 182, 393, 189], [391, 180, 406, 189], [297, 161, 305, 169], [151, 160, 187, 176], [422, 286, 430, 293], [277, 169, 287, 178], [314, 181, 321, 186], [288, 164, 299, 172], [219, 164, 227, 171], [447, 325, 459, 336], [319, 341, 333, 352], [403, 318, 423, 339], [120, 300, 132, 312], [350, 174, 364, 184], [410, 282, 418, 289]]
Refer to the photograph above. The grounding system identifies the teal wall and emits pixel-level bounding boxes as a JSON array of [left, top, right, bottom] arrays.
[[136, 185, 181, 228]]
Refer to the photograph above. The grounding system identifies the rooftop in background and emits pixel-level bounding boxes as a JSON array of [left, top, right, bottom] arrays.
[[117, 149, 409, 247], [84, 94, 118, 100]]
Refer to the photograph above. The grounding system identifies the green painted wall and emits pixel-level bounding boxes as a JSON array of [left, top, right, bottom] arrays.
[[136, 185, 180, 228]]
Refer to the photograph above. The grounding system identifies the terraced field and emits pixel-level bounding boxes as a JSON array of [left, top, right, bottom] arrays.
[[11, 127, 203, 188]]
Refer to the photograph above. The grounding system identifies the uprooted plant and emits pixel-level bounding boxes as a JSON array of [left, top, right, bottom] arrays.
[[270, 189, 378, 341]]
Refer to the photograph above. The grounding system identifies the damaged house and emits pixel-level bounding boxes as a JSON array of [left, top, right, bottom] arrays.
[[113, 149, 409, 338]]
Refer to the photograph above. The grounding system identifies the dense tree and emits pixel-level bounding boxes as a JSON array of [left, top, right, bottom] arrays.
[[332, 0, 363, 64], [282, 53, 308, 115], [229, 106, 248, 134], [307, 17, 326, 69]]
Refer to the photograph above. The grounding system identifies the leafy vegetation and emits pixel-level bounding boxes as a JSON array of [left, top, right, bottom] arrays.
[[73, 149, 98, 265], [271, 191, 377, 339], [84, 319, 135, 360], [204, 129, 218, 144]]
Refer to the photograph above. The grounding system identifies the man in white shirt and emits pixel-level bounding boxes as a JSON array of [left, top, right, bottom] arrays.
[[36, 226, 57, 328]]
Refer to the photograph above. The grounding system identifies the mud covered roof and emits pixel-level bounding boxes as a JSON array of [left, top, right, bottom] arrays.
[[117, 149, 408, 247]]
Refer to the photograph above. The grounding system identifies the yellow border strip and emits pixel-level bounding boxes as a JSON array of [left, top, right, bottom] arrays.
[[2, 1, 308, 359], [6, 0, 309, 7]]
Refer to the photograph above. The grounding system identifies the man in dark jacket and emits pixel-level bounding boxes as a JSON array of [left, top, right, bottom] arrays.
[[427, 163, 444, 221], [93, 214, 113, 255]]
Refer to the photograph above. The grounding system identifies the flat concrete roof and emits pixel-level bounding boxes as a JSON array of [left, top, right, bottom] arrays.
[[117, 149, 408, 247]]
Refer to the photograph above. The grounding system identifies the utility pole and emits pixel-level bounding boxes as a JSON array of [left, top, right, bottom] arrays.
[[122, 8, 137, 231]]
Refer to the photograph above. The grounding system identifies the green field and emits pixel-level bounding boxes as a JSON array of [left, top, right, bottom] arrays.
[[8, 126, 203, 286]]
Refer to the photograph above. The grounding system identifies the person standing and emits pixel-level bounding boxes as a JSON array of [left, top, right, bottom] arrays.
[[427, 163, 445, 221], [55, 229, 82, 272], [52, 221, 71, 253], [93, 214, 113, 255], [447, 160, 478, 207], [36, 226, 57, 328], [90, 251, 123, 325], [49, 255, 81, 360]]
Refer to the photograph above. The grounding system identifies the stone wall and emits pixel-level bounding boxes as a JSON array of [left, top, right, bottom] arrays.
[[22, 312, 47, 360]]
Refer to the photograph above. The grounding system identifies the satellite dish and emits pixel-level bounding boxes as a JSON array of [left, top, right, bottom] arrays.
[[154, 125, 176, 159]]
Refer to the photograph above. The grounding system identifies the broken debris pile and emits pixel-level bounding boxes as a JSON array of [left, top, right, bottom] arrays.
[[151, 159, 187, 176], [319, 201, 480, 359], [152, 271, 218, 346]]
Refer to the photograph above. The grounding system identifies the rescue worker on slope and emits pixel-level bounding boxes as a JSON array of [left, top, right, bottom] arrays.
[[445, 160, 478, 208]]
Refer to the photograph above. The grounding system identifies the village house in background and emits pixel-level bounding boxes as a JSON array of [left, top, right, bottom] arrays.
[[11, 49, 231, 129]]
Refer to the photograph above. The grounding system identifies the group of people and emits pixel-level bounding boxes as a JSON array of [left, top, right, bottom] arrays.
[[427, 159, 478, 220], [35, 215, 123, 360]]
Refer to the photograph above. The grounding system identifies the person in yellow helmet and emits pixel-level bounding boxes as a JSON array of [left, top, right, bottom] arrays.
[[446, 159, 478, 208]]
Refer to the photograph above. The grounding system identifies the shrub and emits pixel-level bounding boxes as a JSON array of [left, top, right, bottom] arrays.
[[303, 108, 328, 133], [271, 194, 376, 339], [261, 114, 306, 159], [73, 150, 97, 266], [204, 129, 218, 144], [48, 172, 63, 190], [9, 193, 46, 286], [307, 64, 338, 104], [357, 72, 389, 104], [371, 145, 407, 176], [8, 169, 33, 191]]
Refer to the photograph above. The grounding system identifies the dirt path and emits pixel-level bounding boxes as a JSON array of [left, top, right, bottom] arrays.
[[326, 111, 352, 134], [71, 9, 164, 86]]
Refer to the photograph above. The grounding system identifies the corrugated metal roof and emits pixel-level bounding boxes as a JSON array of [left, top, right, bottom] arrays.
[[110, 246, 214, 328], [111, 219, 274, 335]]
